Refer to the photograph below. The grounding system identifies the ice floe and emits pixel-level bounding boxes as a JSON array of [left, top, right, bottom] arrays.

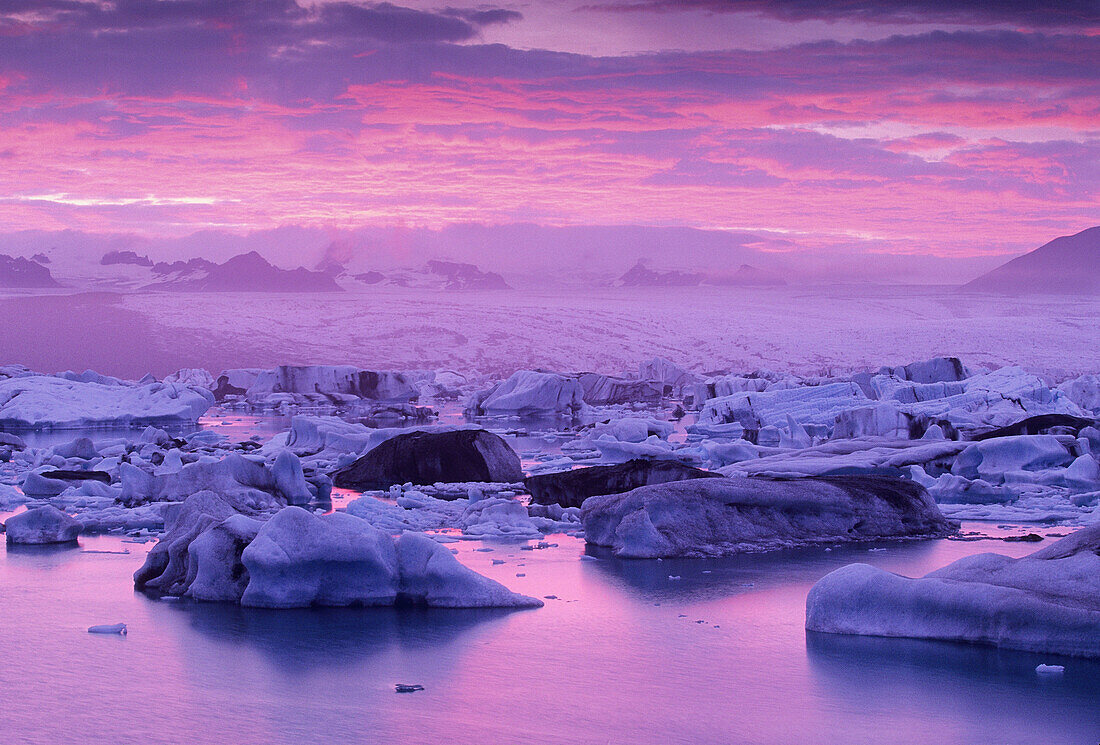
[[806, 523, 1100, 658], [135, 495, 541, 609], [0, 374, 213, 429], [582, 475, 955, 558]]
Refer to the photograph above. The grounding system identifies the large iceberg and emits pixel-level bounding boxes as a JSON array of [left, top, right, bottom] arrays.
[[135, 496, 541, 609], [806, 524, 1100, 658], [245, 366, 418, 404], [331, 429, 523, 491], [4, 505, 82, 544], [577, 373, 664, 405], [582, 475, 955, 558], [466, 370, 587, 416], [696, 382, 869, 431], [0, 374, 213, 429]]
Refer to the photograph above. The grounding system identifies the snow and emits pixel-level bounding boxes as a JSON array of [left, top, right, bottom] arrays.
[[0, 374, 214, 429], [4, 505, 82, 544], [581, 476, 955, 558], [806, 524, 1100, 658]]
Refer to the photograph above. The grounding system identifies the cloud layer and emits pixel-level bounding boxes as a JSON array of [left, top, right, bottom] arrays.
[[0, 0, 1096, 263]]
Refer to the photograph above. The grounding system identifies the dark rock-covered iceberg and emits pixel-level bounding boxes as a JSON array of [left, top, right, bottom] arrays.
[[582, 475, 956, 558], [332, 429, 523, 491]]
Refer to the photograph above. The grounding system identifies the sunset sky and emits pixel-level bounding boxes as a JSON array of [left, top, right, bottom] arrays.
[[1, 0, 1097, 264]]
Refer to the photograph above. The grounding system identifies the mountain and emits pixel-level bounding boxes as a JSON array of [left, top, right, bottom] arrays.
[[338, 260, 511, 290], [0, 254, 61, 288], [101, 250, 153, 267], [421, 260, 510, 289], [617, 260, 702, 287], [964, 227, 1100, 294], [616, 260, 787, 288], [145, 251, 342, 292]]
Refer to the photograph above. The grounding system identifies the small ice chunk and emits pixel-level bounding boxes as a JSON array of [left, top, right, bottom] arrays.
[[1035, 664, 1064, 675], [88, 623, 127, 635]]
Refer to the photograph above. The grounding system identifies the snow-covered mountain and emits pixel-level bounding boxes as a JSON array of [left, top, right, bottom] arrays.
[[143, 251, 342, 292], [616, 260, 786, 288], [964, 226, 1100, 294], [336, 260, 511, 290]]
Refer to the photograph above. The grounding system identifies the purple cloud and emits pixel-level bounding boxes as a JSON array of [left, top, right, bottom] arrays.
[[582, 0, 1100, 28]]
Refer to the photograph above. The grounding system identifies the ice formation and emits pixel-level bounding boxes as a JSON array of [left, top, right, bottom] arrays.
[[135, 496, 541, 609], [466, 370, 588, 416], [0, 374, 213, 429], [526, 459, 722, 508], [806, 524, 1100, 658], [4, 505, 82, 544], [581, 475, 955, 558], [332, 429, 523, 491]]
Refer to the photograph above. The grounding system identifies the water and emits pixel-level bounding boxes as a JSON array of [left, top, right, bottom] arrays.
[[2, 530, 1098, 745], [2, 413, 1098, 743]]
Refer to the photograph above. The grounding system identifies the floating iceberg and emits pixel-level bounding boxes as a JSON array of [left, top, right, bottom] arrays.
[[0, 374, 213, 429], [4, 505, 82, 544], [526, 459, 722, 508], [332, 429, 523, 491], [582, 475, 955, 558], [135, 497, 541, 609], [806, 524, 1100, 658], [466, 370, 587, 417]]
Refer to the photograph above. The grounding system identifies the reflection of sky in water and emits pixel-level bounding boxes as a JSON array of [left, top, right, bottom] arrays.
[[2, 531, 1098, 745], [3, 411, 1098, 743]]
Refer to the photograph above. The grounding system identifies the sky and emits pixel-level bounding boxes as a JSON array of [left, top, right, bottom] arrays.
[[0, 0, 1098, 271]]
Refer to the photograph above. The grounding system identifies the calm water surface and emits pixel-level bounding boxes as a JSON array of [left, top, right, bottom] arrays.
[[2, 530, 1098, 745], [2, 414, 1098, 744]]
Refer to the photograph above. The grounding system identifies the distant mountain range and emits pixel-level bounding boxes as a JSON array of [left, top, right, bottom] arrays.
[[964, 226, 1100, 294], [616, 260, 786, 288], [0, 254, 60, 288], [95, 250, 510, 292], [142, 251, 342, 292], [328, 259, 511, 290]]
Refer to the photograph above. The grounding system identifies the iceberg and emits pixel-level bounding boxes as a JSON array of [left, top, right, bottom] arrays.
[[582, 475, 955, 558], [0, 374, 213, 429], [4, 505, 82, 544], [466, 370, 587, 417], [806, 524, 1100, 658], [331, 429, 523, 491]]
